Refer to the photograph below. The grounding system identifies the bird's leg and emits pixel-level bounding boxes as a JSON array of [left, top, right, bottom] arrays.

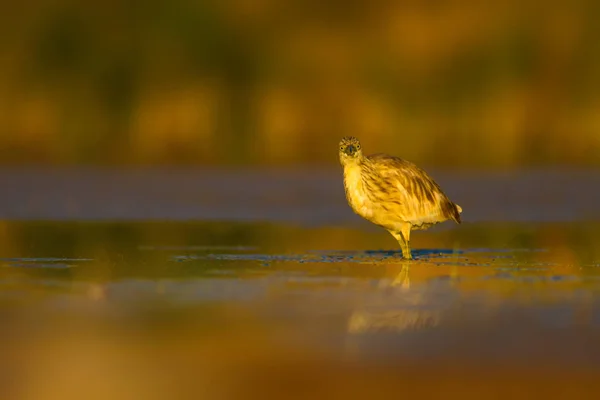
[[400, 223, 412, 259], [389, 225, 412, 260], [388, 231, 404, 256]]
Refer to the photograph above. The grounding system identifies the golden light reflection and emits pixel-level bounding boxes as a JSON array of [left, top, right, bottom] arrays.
[[0, 220, 598, 399]]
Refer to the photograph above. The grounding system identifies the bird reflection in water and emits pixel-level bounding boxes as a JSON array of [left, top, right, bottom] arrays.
[[347, 262, 441, 334]]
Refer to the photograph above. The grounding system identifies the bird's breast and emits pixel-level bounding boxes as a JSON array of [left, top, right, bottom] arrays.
[[343, 165, 374, 218]]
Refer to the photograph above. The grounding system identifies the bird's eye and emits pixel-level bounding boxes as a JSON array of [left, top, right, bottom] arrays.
[[356, 145, 360, 150], [340, 146, 344, 151]]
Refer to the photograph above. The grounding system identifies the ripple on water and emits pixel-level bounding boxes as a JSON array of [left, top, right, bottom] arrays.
[[170, 247, 548, 266], [0, 257, 93, 269]]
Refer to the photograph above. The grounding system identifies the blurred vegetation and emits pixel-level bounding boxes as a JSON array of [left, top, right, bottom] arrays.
[[1, 0, 600, 167]]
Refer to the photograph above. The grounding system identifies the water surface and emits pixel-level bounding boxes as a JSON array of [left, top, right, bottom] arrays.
[[1, 168, 600, 399]]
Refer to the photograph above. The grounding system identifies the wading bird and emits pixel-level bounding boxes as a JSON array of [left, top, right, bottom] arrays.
[[339, 136, 462, 259]]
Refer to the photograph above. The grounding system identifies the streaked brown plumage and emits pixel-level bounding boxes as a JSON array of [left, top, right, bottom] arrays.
[[338, 136, 462, 259]]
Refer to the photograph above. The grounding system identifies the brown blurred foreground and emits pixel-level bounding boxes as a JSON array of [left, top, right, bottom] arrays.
[[7, 310, 600, 400], [4, 278, 600, 400]]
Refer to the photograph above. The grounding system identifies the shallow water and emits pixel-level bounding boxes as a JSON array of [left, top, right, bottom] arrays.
[[1, 168, 600, 399]]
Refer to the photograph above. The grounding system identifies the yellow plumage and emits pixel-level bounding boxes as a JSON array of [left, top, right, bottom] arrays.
[[339, 136, 462, 259]]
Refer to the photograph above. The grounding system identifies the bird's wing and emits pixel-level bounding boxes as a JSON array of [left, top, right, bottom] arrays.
[[365, 154, 460, 224]]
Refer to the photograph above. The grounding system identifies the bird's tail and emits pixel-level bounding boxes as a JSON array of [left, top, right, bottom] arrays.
[[442, 201, 462, 224], [453, 203, 462, 224]]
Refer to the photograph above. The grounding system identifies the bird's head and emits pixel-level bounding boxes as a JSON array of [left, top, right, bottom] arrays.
[[338, 136, 363, 165]]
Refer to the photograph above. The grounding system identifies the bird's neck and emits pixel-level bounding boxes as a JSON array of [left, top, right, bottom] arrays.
[[342, 157, 371, 217], [343, 157, 365, 191], [343, 158, 363, 173], [341, 155, 364, 169]]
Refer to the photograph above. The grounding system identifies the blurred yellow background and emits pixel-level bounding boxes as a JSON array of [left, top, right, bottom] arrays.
[[1, 0, 599, 167]]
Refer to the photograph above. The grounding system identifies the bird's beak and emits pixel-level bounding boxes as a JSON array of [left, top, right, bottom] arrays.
[[344, 145, 356, 155]]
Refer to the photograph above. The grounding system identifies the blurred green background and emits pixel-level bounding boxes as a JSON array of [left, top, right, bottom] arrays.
[[1, 0, 599, 167]]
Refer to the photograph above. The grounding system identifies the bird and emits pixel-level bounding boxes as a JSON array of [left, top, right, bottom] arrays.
[[338, 136, 462, 259]]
